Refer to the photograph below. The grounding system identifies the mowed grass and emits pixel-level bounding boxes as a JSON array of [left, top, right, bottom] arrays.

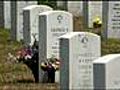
[[0, 28, 59, 90]]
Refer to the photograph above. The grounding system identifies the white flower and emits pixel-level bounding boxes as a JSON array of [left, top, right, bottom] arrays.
[[56, 61, 60, 65], [25, 55, 32, 60]]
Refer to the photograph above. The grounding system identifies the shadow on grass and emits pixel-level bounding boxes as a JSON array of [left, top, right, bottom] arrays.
[[16, 79, 34, 83]]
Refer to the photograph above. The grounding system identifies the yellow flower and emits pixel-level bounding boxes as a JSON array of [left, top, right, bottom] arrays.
[[93, 16, 101, 23]]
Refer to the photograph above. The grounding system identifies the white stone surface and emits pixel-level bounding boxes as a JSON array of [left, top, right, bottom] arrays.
[[23, 5, 53, 45], [107, 2, 120, 38], [55, 71, 60, 83], [39, 11, 73, 83], [67, 1, 83, 16], [88, 1, 102, 28], [16, 1, 37, 41], [4, 1, 11, 29], [60, 32, 101, 90], [39, 10, 73, 59], [93, 54, 120, 89], [57, 1, 65, 7]]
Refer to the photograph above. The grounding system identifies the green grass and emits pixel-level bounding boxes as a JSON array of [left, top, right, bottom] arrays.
[[0, 28, 59, 90], [101, 39, 120, 55], [0, 28, 32, 83]]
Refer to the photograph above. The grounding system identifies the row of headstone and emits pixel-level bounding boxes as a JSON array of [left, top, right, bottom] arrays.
[[37, 9, 102, 88], [4, 1, 73, 83], [1, 1, 100, 30], [59, 34, 120, 90], [2, 1, 120, 90], [2, 1, 120, 40], [36, 9, 103, 88], [86, 1, 120, 39], [57, 1, 102, 28], [59, 32, 120, 90], [82, 1, 120, 39], [37, 8, 120, 89], [11, 2, 73, 83], [21, 2, 120, 90], [67, 1, 120, 39], [10, 1, 37, 41]]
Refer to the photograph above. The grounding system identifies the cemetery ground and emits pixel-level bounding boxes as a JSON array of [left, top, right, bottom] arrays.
[[0, 27, 120, 90], [0, 28, 59, 90]]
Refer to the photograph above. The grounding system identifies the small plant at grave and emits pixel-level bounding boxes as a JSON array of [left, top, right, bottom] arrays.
[[14, 34, 39, 83], [40, 56, 60, 83], [40, 57, 60, 71]]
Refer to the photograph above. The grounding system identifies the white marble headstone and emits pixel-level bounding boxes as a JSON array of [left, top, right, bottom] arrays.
[[93, 54, 120, 90], [67, 1, 83, 16], [23, 5, 53, 45], [107, 2, 120, 38], [57, 1, 65, 7], [11, 1, 37, 41], [4, 1, 11, 29], [88, 1, 102, 28], [59, 32, 101, 90], [39, 11, 73, 82]]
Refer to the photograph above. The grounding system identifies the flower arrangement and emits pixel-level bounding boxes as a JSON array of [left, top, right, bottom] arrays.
[[13, 34, 61, 83], [15, 44, 39, 83], [16, 46, 33, 62], [40, 56, 60, 83], [16, 33, 38, 63], [40, 57, 60, 72], [15, 33, 39, 83]]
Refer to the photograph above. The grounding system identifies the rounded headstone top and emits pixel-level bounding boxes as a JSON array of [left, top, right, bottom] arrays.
[[93, 54, 120, 64], [59, 32, 100, 39], [39, 10, 72, 16], [23, 5, 53, 10]]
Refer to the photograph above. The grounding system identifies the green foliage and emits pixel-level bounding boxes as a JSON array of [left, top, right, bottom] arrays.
[[38, 0, 57, 9], [56, 6, 67, 10], [102, 39, 120, 55]]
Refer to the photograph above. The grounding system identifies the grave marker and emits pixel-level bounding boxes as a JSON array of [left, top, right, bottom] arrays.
[[67, 1, 83, 16], [59, 32, 101, 90], [93, 54, 120, 90], [4, 1, 11, 29], [23, 5, 53, 45], [103, 1, 120, 39], [88, 1, 102, 28], [11, 1, 37, 41], [39, 11, 73, 83]]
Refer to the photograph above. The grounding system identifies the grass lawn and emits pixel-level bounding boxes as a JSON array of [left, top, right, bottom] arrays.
[[0, 28, 59, 90]]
